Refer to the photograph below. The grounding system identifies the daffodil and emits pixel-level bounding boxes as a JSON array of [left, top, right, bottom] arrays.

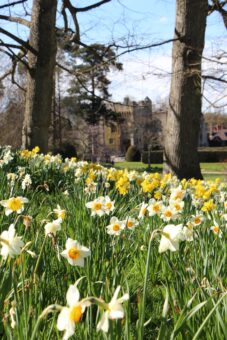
[[103, 196, 115, 214], [191, 214, 203, 226], [138, 202, 148, 219], [61, 238, 90, 266], [85, 197, 106, 216], [57, 284, 91, 340], [0, 196, 28, 216], [161, 206, 176, 222], [147, 199, 163, 216], [106, 217, 125, 235], [44, 219, 62, 237], [210, 225, 222, 238], [170, 186, 186, 201], [97, 286, 129, 333], [159, 224, 185, 253], [124, 216, 139, 230], [0, 224, 24, 259], [53, 205, 66, 221]]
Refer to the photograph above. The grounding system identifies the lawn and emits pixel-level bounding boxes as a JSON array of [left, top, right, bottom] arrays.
[[115, 161, 227, 172]]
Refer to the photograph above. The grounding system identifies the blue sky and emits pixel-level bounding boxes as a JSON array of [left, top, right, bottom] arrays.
[[0, 0, 226, 110]]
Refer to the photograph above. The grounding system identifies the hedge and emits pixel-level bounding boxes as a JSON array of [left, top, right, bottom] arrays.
[[142, 148, 227, 164]]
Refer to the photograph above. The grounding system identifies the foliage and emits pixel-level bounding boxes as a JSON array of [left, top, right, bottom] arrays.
[[63, 44, 123, 125], [125, 146, 141, 162]]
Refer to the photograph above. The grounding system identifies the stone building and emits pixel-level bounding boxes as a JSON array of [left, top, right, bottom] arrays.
[[48, 96, 208, 160], [101, 96, 162, 157]]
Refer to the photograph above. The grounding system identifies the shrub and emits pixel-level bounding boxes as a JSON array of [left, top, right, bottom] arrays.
[[125, 145, 141, 162], [52, 142, 77, 159], [142, 151, 163, 164], [142, 148, 227, 164]]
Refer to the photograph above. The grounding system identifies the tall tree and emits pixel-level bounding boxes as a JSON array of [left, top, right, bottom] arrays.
[[62, 44, 122, 160], [0, 0, 112, 153], [64, 44, 122, 124], [22, 0, 57, 152], [163, 0, 208, 179]]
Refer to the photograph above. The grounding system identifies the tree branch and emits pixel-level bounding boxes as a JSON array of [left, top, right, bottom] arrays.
[[62, 0, 80, 42], [0, 0, 27, 9], [0, 28, 37, 55], [75, 0, 111, 12], [202, 75, 227, 83], [0, 68, 12, 81], [0, 15, 31, 28]]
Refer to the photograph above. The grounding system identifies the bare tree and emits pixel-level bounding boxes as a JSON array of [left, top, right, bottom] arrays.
[[164, 1, 208, 179]]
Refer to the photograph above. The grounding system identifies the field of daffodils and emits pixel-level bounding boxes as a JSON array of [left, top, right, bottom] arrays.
[[0, 145, 226, 339]]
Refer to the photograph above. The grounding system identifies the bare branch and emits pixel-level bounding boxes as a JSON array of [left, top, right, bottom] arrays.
[[62, 0, 80, 42], [68, 0, 111, 13], [75, 0, 111, 12], [0, 28, 37, 55], [0, 68, 12, 81], [0, 0, 27, 9], [202, 75, 227, 83], [0, 15, 31, 28]]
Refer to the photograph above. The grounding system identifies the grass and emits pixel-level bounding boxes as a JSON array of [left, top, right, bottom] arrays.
[[115, 161, 227, 172]]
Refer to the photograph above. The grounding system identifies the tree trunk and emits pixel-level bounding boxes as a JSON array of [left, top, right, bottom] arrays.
[[22, 0, 57, 153], [163, 0, 207, 179]]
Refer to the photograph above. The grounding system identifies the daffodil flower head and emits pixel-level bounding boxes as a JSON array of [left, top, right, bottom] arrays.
[[97, 286, 129, 333], [0, 196, 28, 216], [57, 284, 90, 340], [44, 219, 62, 237], [61, 238, 91, 266], [0, 224, 24, 259], [85, 196, 106, 216], [106, 216, 125, 235], [53, 205, 66, 221], [159, 224, 185, 253]]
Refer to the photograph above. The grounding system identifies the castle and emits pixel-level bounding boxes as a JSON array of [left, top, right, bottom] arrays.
[[58, 96, 208, 160]]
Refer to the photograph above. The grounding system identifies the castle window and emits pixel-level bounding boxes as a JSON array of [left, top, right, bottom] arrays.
[[110, 125, 117, 133]]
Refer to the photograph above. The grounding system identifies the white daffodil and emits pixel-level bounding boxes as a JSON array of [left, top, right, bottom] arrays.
[[170, 186, 185, 201], [191, 214, 204, 226], [159, 224, 185, 253], [210, 225, 223, 238], [44, 219, 62, 237], [138, 202, 148, 219], [0, 224, 24, 259], [85, 196, 106, 216], [21, 174, 32, 190], [169, 199, 184, 214], [97, 286, 129, 333], [103, 196, 115, 214], [61, 238, 91, 266], [53, 205, 66, 221], [183, 222, 194, 242], [124, 216, 139, 230], [106, 217, 125, 236], [0, 196, 28, 216], [57, 284, 91, 340], [147, 199, 163, 216], [161, 206, 176, 222]]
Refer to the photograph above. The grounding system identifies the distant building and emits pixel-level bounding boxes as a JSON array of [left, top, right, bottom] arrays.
[[57, 96, 208, 160]]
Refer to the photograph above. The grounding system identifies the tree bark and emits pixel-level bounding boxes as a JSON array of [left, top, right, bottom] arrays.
[[163, 0, 207, 179], [22, 0, 57, 153]]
